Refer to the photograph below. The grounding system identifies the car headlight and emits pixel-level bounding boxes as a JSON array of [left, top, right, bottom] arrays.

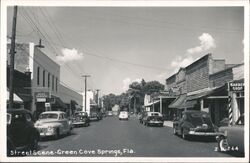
[[48, 126, 54, 131]]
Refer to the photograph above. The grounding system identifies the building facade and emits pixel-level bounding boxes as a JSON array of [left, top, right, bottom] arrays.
[[7, 42, 82, 118], [165, 54, 244, 125]]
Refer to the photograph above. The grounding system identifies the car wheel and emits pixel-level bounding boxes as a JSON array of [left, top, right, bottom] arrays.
[[181, 129, 188, 140], [218, 137, 229, 152], [173, 127, 177, 135]]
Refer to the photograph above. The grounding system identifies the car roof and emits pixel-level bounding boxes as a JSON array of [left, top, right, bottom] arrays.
[[183, 110, 208, 114], [7, 109, 32, 114], [41, 111, 65, 114]]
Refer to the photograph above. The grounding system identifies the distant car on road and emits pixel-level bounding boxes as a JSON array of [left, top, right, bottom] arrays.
[[216, 114, 244, 154], [119, 111, 129, 120], [35, 111, 73, 139], [107, 111, 113, 117], [143, 115, 164, 127], [73, 111, 90, 127], [173, 110, 219, 140], [7, 109, 40, 156], [141, 112, 162, 125], [89, 112, 99, 121]]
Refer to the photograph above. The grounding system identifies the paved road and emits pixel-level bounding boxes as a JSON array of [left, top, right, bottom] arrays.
[[35, 116, 232, 157]]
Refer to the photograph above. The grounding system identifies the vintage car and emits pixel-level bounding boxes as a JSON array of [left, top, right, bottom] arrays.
[[119, 111, 129, 120], [89, 112, 99, 121], [143, 115, 164, 127], [173, 110, 219, 139], [141, 112, 162, 125], [107, 111, 113, 117], [72, 111, 90, 127], [35, 111, 73, 139], [7, 109, 40, 156], [216, 114, 244, 154]]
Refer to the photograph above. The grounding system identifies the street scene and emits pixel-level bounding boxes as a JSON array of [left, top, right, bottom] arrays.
[[2, 1, 248, 162]]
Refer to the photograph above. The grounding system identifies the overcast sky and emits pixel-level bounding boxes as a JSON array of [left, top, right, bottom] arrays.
[[7, 6, 244, 95]]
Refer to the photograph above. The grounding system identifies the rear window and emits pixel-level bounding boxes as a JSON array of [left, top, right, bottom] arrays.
[[187, 113, 213, 126], [39, 113, 58, 119]]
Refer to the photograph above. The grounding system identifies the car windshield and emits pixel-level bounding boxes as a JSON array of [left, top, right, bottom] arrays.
[[187, 113, 213, 126], [39, 113, 58, 119]]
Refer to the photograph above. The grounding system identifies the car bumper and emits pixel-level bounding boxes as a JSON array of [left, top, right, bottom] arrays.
[[90, 117, 98, 120], [188, 131, 220, 136], [73, 122, 86, 125], [148, 121, 163, 124]]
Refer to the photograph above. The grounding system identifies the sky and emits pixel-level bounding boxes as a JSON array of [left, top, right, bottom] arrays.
[[6, 6, 244, 95]]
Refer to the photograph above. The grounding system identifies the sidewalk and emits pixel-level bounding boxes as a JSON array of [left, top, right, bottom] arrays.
[[163, 121, 173, 128]]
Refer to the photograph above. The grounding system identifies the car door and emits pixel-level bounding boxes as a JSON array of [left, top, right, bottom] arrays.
[[10, 112, 30, 147], [62, 113, 70, 133]]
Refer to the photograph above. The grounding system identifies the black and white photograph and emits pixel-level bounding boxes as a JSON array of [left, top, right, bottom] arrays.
[[0, 0, 249, 162]]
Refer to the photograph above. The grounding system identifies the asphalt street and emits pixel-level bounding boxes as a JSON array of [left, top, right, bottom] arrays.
[[35, 116, 232, 157]]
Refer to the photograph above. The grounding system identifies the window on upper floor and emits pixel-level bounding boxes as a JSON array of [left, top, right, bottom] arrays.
[[37, 67, 40, 85], [56, 77, 58, 92], [52, 75, 54, 90], [48, 73, 50, 87], [43, 70, 46, 87]]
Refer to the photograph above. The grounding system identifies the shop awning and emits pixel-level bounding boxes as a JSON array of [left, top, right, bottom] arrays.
[[168, 94, 187, 109], [7, 91, 23, 103], [187, 85, 228, 101], [144, 100, 160, 107], [51, 95, 67, 108]]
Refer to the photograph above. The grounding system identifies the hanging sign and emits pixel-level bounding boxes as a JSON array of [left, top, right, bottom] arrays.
[[228, 82, 244, 92]]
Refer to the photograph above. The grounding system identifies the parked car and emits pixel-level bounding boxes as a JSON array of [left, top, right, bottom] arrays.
[[119, 111, 129, 120], [72, 111, 90, 127], [143, 115, 164, 127], [34, 111, 73, 139], [89, 112, 99, 121], [216, 114, 244, 154], [107, 111, 113, 117], [173, 110, 219, 140], [7, 109, 40, 156], [141, 112, 162, 125]]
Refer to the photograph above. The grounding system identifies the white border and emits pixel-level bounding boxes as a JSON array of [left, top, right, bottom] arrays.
[[0, 0, 249, 162]]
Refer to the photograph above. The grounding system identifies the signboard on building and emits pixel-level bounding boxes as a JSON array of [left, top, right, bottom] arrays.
[[35, 92, 49, 102], [228, 82, 244, 92], [45, 102, 50, 107]]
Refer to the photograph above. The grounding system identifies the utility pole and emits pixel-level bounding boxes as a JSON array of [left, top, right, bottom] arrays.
[[9, 6, 18, 109], [95, 89, 100, 106], [82, 75, 90, 112]]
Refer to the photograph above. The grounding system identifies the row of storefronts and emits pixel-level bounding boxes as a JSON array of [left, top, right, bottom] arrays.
[[7, 42, 83, 119], [145, 54, 244, 126]]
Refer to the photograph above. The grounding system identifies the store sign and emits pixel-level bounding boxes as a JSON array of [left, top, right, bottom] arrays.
[[35, 92, 49, 102], [228, 82, 244, 92], [45, 102, 50, 107]]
